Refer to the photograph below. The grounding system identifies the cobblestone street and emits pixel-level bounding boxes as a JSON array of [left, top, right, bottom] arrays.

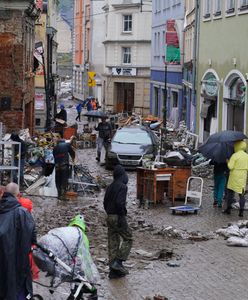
[[32, 103, 248, 300]]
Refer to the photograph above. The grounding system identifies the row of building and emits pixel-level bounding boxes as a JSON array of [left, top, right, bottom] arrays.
[[73, 0, 248, 142], [0, 0, 70, 134]]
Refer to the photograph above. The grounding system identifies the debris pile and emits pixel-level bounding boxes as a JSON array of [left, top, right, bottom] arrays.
[[154, 225, 212, 241], [217, 220, 248, 247]]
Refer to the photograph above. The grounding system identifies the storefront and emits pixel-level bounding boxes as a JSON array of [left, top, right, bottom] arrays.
[[223, 71, 246, 132], [199, 71, 219, 142]]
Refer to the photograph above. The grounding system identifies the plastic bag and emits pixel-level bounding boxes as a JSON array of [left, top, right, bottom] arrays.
[[33, 227, 99, 285]]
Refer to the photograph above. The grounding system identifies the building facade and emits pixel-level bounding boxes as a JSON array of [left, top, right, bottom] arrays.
[[197, 0, 248, 143], [91, 0, 105, 106], [34, 0, 59, 131], [183, 0, 198, 131], [73, 0, 91, 101], [151, 0, 184, 127], [57, 14, 72, 54], [0, 1, 39, 134], [102, 0, 151, 115]]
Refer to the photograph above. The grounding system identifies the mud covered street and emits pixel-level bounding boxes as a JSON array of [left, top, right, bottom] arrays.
[[32, 103, 248, 300]]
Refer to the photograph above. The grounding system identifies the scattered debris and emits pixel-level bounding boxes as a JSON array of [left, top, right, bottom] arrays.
[[134, 248, 173, 261], [144, 295, 169, 300], [217, 221, 248, 246], [166, 261, 180, 267], [154, 225, 211, 241]]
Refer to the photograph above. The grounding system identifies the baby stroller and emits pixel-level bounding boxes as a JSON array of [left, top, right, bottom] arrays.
[[32, 215, 99, 300]]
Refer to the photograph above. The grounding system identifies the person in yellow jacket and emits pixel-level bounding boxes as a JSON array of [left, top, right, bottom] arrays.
[[223, 140, 248, 217]]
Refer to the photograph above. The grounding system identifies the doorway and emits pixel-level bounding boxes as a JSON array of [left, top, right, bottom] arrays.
[[115, 82, 134, 113]]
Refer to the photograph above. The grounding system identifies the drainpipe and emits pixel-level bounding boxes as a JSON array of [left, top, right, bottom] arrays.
[[192, 0, 200, 133]]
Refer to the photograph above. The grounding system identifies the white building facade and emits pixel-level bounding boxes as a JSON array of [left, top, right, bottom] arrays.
[[102, 0, 152, 115], [91, 0, 105, 106]]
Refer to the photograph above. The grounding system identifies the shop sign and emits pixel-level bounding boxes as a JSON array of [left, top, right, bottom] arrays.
[[202, 74, 218, 97], [112, 67, 136, 76], [35, 93, 45, 110]]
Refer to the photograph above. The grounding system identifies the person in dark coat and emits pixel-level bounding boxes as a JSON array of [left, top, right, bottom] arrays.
[[53, 138, 75, 200], [55, 104, 67, 122], [103, 165, 132, 279], [55, 104, 67, 138], [10, 133, 27, 186], [95, 117, 112, 162], [0, 183, 36, 300]]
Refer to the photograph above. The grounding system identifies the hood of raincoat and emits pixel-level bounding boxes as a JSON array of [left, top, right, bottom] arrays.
[[0, 192, 21, 213], [113, 165, 128, 184], [68, 215, 86, 232], [234, 141, 247, 152]]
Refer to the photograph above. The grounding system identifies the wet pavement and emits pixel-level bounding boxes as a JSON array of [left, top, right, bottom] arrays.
[[32, 100, 248, 300]]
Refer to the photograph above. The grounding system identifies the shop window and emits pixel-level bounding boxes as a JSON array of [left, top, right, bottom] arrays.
[[203, 0, 211, 18], [122, 47, 131, 64], [226, 0, 235, 13], [123, 15, 132, 33]]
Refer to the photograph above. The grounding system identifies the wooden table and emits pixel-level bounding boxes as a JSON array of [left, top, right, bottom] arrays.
[[137, 166, 191, 205]]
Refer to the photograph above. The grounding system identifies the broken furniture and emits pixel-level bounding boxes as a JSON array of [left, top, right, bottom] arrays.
[[68, 165, 100, 195], [170, 176, 203, 215], [0, 141, 21, 186], [136, 166, 192, 206]]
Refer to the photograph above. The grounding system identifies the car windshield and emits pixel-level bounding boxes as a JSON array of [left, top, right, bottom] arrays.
[[113, 130, 152, 145]]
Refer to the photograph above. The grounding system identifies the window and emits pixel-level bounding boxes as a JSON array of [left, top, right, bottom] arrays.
[[35, 118, 41, 126], [158, 32, 160, 56], [154, 32, 157, 55], [214, 0, 222, 15], [154, 87, 159, 117], [122, 47, 131, 64], [226, 0, 235, 13], [157, 0, 161, 11], [203, 0, 211, 18], [123, 15, 132, 32], [240, 0, 248, 10]]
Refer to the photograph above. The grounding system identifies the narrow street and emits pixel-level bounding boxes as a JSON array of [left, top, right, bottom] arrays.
[[32, 102, 248, 300]]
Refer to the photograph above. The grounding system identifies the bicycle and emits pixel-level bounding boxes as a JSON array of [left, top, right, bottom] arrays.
[[32, 243, 98, 300]]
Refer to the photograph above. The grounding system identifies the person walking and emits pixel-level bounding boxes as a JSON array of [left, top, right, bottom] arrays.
[[10, 133, 27, 187], [55, 104, 67, 137], [103, 165, 132, 279], [55, 104, 67, 122], [211, 161, 229, 208], [95, 117, 112, 163], [223, 140, 248, 217], [0, 182, 36, 300], [53, 138, 75, 200], [75, 103, 83, 122]]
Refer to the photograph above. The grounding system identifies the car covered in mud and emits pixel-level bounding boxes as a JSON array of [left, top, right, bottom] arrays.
[[105, 125, 159, 169]]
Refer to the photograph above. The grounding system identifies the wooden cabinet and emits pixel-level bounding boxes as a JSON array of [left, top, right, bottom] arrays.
[[137, 166, 191, 205]]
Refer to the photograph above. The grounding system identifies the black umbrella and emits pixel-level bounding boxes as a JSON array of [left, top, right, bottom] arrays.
[[83, 110, 108, 119], [204, 130, 247, 143], [198, 130, 247, 163]]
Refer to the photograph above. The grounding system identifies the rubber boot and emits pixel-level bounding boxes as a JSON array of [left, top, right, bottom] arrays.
[[96, 151, 101, 162], [239, 209, 244, 217], [110, 260, 127, 275], [223, 207, 231, 215], [108, 268, 126, 279]]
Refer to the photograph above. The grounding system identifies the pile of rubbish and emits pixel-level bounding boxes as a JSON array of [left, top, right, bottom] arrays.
[[154, 225, 212, 241], [216, 221, 248, 247]]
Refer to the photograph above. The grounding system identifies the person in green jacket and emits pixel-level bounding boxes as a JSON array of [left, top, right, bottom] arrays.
[[223, 140, 248, 217]]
